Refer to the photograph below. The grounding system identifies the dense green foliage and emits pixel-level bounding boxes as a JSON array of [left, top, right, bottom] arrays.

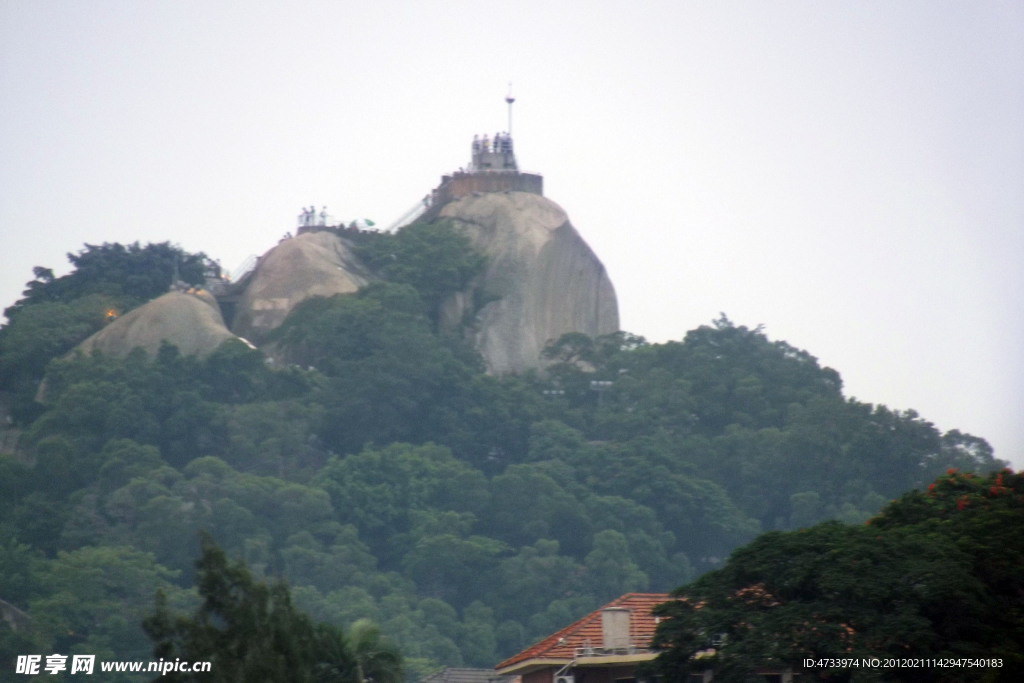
[[0, 232, 1006, 679], [0, 540, 194, 682], [145, 534, 366, 683], [5, 242, 215, 319], [650, 469, 1024, 682], [0, 242, 217, 422], [354, 221, 487, 325]]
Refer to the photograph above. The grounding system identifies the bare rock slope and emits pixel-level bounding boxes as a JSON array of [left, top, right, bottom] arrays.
[[231, 231, 372, 343], [438, 192, 619, 374], [75, 290, 237, 359]]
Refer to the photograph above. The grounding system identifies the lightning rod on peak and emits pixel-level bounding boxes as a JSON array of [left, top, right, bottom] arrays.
[[505, 83, 515, 136]]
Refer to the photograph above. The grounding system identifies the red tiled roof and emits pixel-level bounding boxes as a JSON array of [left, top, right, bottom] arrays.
[[495, 593, 671, 671]]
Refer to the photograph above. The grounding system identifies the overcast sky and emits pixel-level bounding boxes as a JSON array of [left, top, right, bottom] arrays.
[[2, 1, 1022, 467]]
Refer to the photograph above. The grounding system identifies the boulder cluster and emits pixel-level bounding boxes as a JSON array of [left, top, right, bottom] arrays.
[[74, 192, 618, 374]]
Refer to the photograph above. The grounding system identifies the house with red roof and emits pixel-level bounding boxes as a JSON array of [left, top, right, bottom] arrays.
[[493, 594, 670, 683], [494, 593, 797, 683]]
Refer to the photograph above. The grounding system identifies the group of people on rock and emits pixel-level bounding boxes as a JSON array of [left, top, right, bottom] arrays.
[[473, 132, 513, 154], [298, 206, 329, 227]]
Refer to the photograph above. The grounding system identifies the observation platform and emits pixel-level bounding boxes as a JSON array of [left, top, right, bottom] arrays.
[[402, 134, 542, 228]]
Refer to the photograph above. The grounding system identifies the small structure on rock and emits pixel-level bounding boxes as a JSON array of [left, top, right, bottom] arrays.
[[414, 131, 544, 229]]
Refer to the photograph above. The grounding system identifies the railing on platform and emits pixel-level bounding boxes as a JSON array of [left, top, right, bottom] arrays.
[[385, 199, 430, 232], [227, 254, 258, 283]]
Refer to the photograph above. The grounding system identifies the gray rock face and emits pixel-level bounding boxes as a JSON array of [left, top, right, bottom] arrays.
[[75, 290, 237, 359], [231, 231, 372, 343], [438, 192, 618, 374]]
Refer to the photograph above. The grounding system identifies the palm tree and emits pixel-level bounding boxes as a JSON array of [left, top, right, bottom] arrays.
[[349, 619, 404, 683]]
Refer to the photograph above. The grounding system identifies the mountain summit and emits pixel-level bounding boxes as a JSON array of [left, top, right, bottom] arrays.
[[229, 133, 618, 373], [73, 134, 619, 374]]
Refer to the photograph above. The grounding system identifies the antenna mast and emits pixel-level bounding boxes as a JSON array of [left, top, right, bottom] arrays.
[[505, 83, 515, 136]]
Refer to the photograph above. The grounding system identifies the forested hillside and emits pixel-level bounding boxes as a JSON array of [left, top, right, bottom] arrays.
[[0, 233, 1005, 679]]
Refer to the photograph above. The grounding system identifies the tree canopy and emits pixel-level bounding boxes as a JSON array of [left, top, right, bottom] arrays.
[[650, 468, 1024, 683], [354, 220, 487, 325], [4, 242, 216, 320], [145, 533, 364, 683]]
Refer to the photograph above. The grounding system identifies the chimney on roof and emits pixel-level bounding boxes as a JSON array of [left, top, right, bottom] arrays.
[[601, 608, 630, 651]]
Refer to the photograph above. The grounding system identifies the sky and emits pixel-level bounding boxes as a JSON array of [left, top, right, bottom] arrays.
[[1, 1, 1022, 466]]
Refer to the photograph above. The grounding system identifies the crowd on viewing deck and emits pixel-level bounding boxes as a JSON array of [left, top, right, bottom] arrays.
[[298, 205, 330, 227], [473, 133, 513, 154]]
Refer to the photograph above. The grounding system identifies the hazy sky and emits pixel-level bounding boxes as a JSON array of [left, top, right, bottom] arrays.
[[2, 1, 1022, 466]]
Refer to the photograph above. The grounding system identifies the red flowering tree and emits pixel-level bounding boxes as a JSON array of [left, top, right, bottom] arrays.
[[650, 469, 1024, 682]]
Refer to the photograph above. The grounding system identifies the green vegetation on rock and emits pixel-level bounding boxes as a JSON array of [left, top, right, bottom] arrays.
[[354, 220, 487, 325]]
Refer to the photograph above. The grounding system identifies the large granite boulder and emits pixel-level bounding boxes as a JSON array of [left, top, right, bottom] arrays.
[[437, 192, 618, 374], [75, 289, 237, 359], [230, 231, 372, 343]]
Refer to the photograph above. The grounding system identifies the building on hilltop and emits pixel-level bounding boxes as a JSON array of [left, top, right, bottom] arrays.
[[388, 89, 537, 230], [430, 133, 543, 213], [387, 132, 544, 232]]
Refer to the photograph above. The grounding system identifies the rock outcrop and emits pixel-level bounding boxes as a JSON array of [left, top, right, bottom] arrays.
[[75, 289, 238, 359], [230, 231, 372, 343], [437, 192, 618, 374]]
